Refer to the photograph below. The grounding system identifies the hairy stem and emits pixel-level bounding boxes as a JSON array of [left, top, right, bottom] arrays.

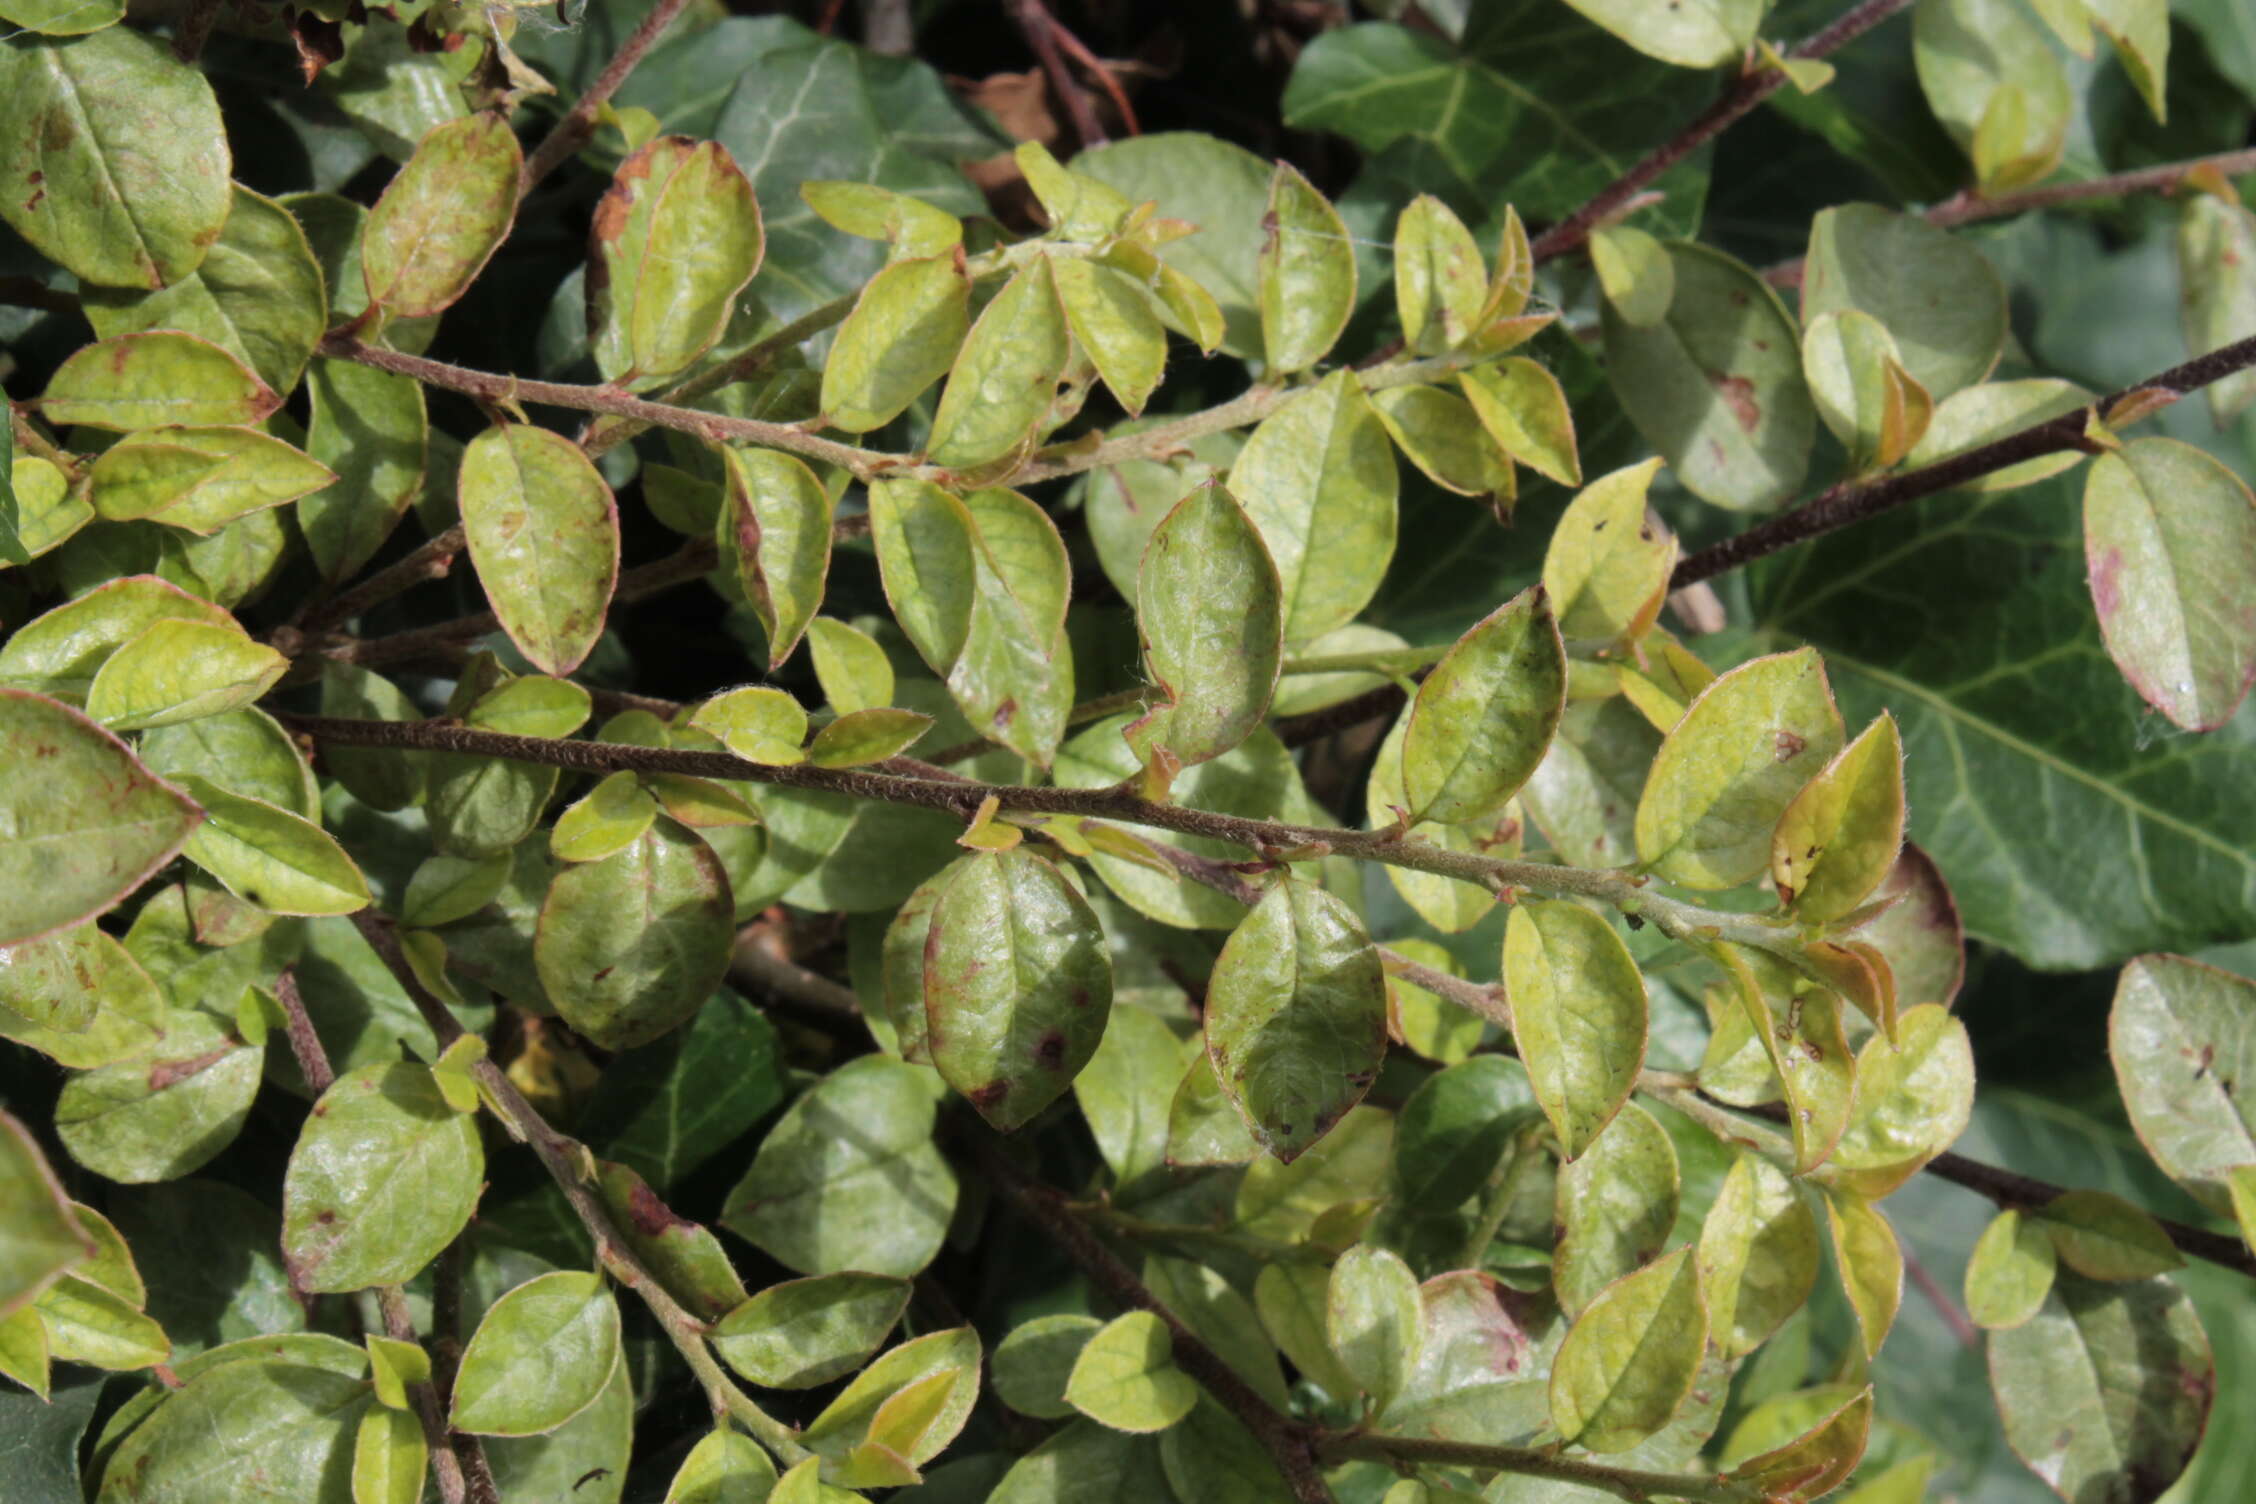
[[1673, 331, 2256, 588], [283, 713, 1795, 952], [1318, 1433, 1756, 1504], [347, 912, 812, 1464]]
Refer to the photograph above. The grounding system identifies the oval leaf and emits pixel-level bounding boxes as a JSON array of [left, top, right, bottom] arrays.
[[1131, 482, 1283, 769], [282, 1062, 484, 1293], [41, 332, 278, 432], [535, 816, 734, 1050], [1229, 369, 1398, 644], [1502, 900, 1647, 1161], [1548, 1245, 1707, 1455], [451, 1272, 622, 1438], [361, 112, 523, 320], [1401, 586, 1566, 826], [1205, 878, 1388, 1163], [458, 423, 621, 678], [589, 136, 764, 387]]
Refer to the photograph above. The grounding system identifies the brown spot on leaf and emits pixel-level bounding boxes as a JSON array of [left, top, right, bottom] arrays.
[[1773, 730, 1806, 761], [626, 1179, 687, 1237], [2090, 546, 2123, 620], [1033, 1029, 1067, 1070], [1709, 373, 1762, 433], [969, 1081, 1010, 1108]]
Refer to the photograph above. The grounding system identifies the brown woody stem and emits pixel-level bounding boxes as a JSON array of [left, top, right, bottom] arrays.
[[519, 0, 698, 191], [1673, 332, 2256, 588], [346, 911, 812, 1464]]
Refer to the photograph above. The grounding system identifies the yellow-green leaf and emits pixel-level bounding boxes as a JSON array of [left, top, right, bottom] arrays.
[[1131, 483, 1282, 769], [1823, 1190, 1902, 1358], [1394, 195, 1485, 355], [41, 332, 279, 432], [820, 254, 970, 433], [89, 427, 336, 536], [926, 257, 1071, 470], [1502, 900, 1646, 1161], [1064, 1310, 1196, 1433], [1401, 587, 1565, 825], [1229, 369, 1397, 643], [1541, 458, 1673, 645], [83, 619, 287, 732], [1965, 1208, 2057, 1330], [1053, 256, 1167, 416], [1258, 162, 1354, 375], [1460, 358, 1580, 488], [1547, 1246, 1706, 1454], [458, 423, 620, 678], [1772, 712, 1904, 921], [589, 136, 764, 388], [720, 446, 833, 670], [362, 112, 522, 320]]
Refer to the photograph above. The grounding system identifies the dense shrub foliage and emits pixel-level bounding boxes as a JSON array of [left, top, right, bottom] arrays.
[[3, 1, 2256, 1502]]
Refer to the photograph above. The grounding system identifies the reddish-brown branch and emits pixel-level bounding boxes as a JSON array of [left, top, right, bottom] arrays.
[[1672, 332, 2256, 588], [520, 0, 698, 191], [1009, 0, 1107, 149], [1526, 0, 1915, 264], [300, 526, 470, 634]]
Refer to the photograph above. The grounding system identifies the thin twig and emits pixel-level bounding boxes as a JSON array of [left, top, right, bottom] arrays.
[[1902, 1244, 1979, 1350], [282, 713, 1798, 953], [1525, 0, 1915, 264], [301, 526, 470, 634], [1672, 332, 2256, 588], [272, 969, 334, 1096], [966, 1134, 1336, 1504], [520, 0, 699, 191], [347, 911, 814, 1466], [1713, 1095, 2256, 1281], [1318, 1434, 1755, 1504], [1009, 0, 1106, 149]]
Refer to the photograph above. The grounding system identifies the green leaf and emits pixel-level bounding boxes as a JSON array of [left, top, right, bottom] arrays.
[[665, 1427, 779, 1504], [807, 619, 895, 716], [1801, 204, 2007, 401], [1823, 1190, 1902, 1358], [944, 487, 1075, 766], [1601, 242, 1813, 511], [1555, 1102, 1680, 1316], [458, 423, 620, 678], [299, 360, 429, 583], [869, 478, 976, 673], [691, 686, 809, 766], [535, 816, 734, 1050], [0, 27, 230, 290], [89, 427, 336, 536], [1989, 1273, 2211, 1504], [922, 847, 1112, 1131], [1229, 369, 1398, 644], [2177, 191, 2256, 424], [1073, 1005, 1182, 1194], [722, 1055, 957, 1277], [1754, 481, 2256, 968], [84, 621, 286, 732], [1282, 17, 1712, 241], [53, 1011, 262, 1184], [1717, 1385, 1873, 1504], [1393, 195, 1485, 355], [808, 707, 931, 768], [1589, 225, 1675, 329], [361, 112, 521, 319], [0, 1111, 90, 1317], [95, 1357, 369, 1504], [2084, 438, 2256, 733], [1772, 713, 1905, 923], [1501, 900, 1646, 1161], [1548, 1246, 1706, 1454], [1204, 877, 1388, 1163], [801, 179, 962, 258], [175, 775, 369, 917], [1801, 311, 1930, 476], [1016, 140, 1131, 241], [1053, 256, 1167, 416], [1913, 0, 2071, 191], [1558, 0, 1759, 67], [1522, 696, 1660, 870], [548, 772, 657, 863], [1964, 1209, 2057, 1331], [0, 688, 201, 945], [1168, 1051, 1260, 1166], [282, 1061, 484, 1293], [1823, 1004, 1973, 1198], [1635, 647, 1844, 889], [1401, 586, 1565, 825], [590, 137, 763, 387], [6, 451, 81, 565], [712, 1272, 910, 1391], [1542, 459, 1673, 646], [1460, 359, 1580, 489], [351, 1406, 424, 1504], [995, 1314, 1103, 1420], [1716, 945, 1855, 1175], [1064, 1310, 1197, 1434], [1362, 725, 1497, 934], [83, 185, 325, 396], [1369, 386, 1511, 499], [578, 987, 787, 1193], [926, 258, 1071, 470], [1142, 1255, 1290, 1412], [2089, 0, 2170, 121], [34, 1268, 167, 1370], [481, 1359, 633, 1504], [1073, 133, 1270, 359], [2034, 1190, 2184, 1282], [820, 254, 971, 433], [803, 1326, 979, 1479], [0, 0, 122, 35], [1258, 161, 1354, 375], [2111, 954, 2256, 1205], [1131, 483, 1283, 769], [1900, 377, 2091, 494], [720, 446, 833, 670], [451, 1271, 622, 1438], [41, 332, 278, 432], [1392, 1054, 1536, 1211], [1326, 1245, 1422, 1413], [0, 575, 233, 703], [1697, 1152, 1819, 1359], [989, 1418, 1173, 1504]]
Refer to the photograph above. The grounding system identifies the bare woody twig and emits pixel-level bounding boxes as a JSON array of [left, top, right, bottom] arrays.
[[1008, 0, 1107, 150], [1525, 0, 1916, 263], [519, 0, 699, 191], [1672, 331, 2256, 588]]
